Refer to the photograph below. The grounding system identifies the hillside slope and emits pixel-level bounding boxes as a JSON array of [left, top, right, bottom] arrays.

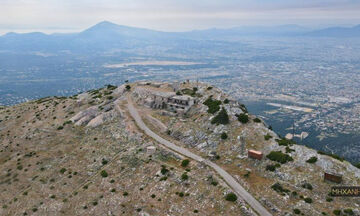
[[0, 81, 359, 216]]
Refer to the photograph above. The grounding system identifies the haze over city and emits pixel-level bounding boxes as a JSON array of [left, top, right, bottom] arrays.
[[1, 0, 360, 34]]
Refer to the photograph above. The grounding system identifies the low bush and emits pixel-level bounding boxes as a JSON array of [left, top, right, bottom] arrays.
[[225, 192, 237, 202], [59, 168, 66, 174], [100, 170, 108, 178], [304, 197, 313, 203], [161, 167, 169, 175], [333, 210, 341, 215], [101, 159, 108, 165], [181, 173, 189, 181], [264, 134, 272, 141], [317, 151, 344, 162], [211, 180, 218, 186], [237, 113, 249, 124], [271, 182, 290, 195], [253, 117, 261, 123], [306, 156, 318, 164], [106, 84, 117, 90], [285, 146, 295, 153], [354, 163, 360, 169], [211, 108, 229, 125], [293, 209, 301, 214], [266, 164, 280, 172], [344, 209, 354, 215], [266, 151, 293, 164], [221, 132, 228, 140], [301, 183, 313, 190], [276, 138, 295, 146], [223, 98, 229, 104], [203, 97, 221, 114], [159, 176, 167, 181], [181, 159, 190, 167], [326, 197, 333, 202]]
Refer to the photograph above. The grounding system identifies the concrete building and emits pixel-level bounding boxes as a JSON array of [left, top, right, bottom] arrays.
[[324, 172, 342, 183], [147, 92, 195, 114], [248, 150, 263, 160], [146, 146, 156, 155]]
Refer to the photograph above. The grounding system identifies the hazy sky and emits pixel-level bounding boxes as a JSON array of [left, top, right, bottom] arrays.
[[1, 0, 360, 33]]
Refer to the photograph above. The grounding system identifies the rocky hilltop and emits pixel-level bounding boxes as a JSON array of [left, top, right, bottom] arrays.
[[0, 81, 359, 216]]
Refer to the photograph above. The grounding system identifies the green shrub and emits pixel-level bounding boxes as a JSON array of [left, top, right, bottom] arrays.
[[223, 99, 229, 104], [106, 84, 117, 90], [211, 108, 229, 125], [125, 85, 131, 90], [159, 176, 167, 181], [266, 151, 293, 164], [293, 209, 301, 214], [317, 151, 344, 162], [253, 117, 261, 123], [59, 168, 66, 174], [181, 159, 190, 167], [304, 197, 312, 203], [203, 97, 221, 114], [301, 183, 313, 190], [266, 164, 280, 172], [285, 146, 295, 153], [57, 126, 64, 130], [194, 209, 199, 213], [176, 91, 182, 95], [271, 183, 290, 195], [207, 86, 213, 90], [151, 194, 156, 198], [237, 113, 249, 124], [123, 191, 128, 196], [225, 192, 237, 202], [344, 209, 354, 215], [264, 134, 272, 141], [211, 180, 218, 186], [306, 156, 318, 164], [221, 132, 228, 140], [326, 197, 333, 202], [100, 170, 108, 178], [181, 173, 189, 181], [354, 163, 360, 169], [276, 138, 295, 146], [333, 209, 341, 215], [101, 159, 108, 165], [161, 167, 169, 175]]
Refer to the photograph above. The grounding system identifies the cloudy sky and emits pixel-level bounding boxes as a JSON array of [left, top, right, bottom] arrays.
[[1, 0, 360, 33]]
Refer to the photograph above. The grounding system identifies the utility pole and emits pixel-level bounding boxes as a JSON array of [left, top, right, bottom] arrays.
[[237, 131, 246, 155]]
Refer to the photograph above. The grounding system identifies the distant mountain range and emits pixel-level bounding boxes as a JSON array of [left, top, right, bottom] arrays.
[[0, 21, 359, 53], [304, 25, 360, 37]]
